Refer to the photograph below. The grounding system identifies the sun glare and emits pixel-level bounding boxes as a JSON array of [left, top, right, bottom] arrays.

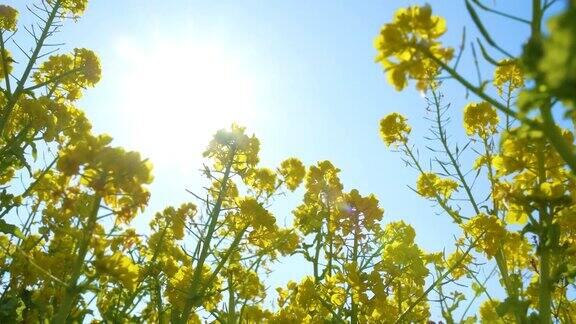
[[114, 35, 258, 170]]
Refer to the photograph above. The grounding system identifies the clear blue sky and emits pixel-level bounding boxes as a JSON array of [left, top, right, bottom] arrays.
[[9, 0, 538, 319]]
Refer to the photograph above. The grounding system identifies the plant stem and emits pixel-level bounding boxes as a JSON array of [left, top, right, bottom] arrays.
[[540, 104, 576, 174], [536, 140, 553, 324], [227, 276, 237, 324], [430, 88, 481, 215], [53, 192, 103, 323], [0, 32, 12, 94], [350, 210, 360, 324], [0, 1, 61, 136], [177, 146, 236, 323]]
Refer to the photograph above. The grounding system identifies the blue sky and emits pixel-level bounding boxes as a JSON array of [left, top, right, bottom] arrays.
[[8, 0, 540, 318]]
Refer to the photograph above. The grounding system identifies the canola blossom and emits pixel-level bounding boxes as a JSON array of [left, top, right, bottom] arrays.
[[0, 1, 574, 323], [463, 102, 499, 137], [374, 5, 454, 91], [493, 59, 525, 96], [379, 112, 411, 146]]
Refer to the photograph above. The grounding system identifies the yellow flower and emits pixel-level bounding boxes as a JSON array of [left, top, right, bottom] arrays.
[[374, 5, 453, 91], [305, 160, 343, 202], [293, 201, 324, 234], [56, 133, 153, 223], [446, 250, 473, 280], [155, 203, 197, 240], [246, 167, 277, 195], [204, 124, 260, 175], [502, 232, 532, 269], [94, 252, 140, 291], [416, 172, 458, 199], [335, 189, 384, 235], [505, 206, 529, 225], [33, 49, 102, 101], [243, 305, 271, 322], [493, 59, 524, 96], [223, 262, 266, 301], [0, 5, 18, 31], [0, 48, 13, 81], [539, 180, 566, 199], [463, 102, 499, 137], [74, 48, 102, 86], [462, 214, 506, 258], [279, 158, 306, 191], [276, 229, 300, 255], [49, 0, 88, 16], [479, 299, 515, 323], [379, 112, 411, 146], [237, 197, 276, 230]]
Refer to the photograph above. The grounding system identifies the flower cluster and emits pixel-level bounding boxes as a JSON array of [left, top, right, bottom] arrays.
[[335, 189, 384, 236], [49, 0, 88, 16], [278, 157, 306, 191], [56, 133, 153, 223], [94, 251, 140, 291], [416, 172, 458, 199], [0, 5, 17, 31], [204, 124, 260, 175], [462, 214, 506, 258], [246, 167, 277, 196], [379, 112, 411, 146], [374, 5, 454, 91], [463, 101, 499, 137], [293, 160, 343, 234], [493, 59, 525, 96], [33, 48, 102, 101]]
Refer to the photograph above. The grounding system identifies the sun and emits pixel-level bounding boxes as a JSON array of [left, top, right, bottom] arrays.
[[113, 34, 258, 170]]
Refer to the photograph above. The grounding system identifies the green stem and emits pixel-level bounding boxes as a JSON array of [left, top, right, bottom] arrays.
[[155, 276, 165, 324], [459, 265, 497, 322], [422, 30, 576, 174], [227, 276, 237, 324], [435, 267, 454, 324], [531, 0, 542, 36], [22, 67, 81, 93], [540, 104, 576, 174], [198, 225, 249, 297], [0, 32, 12, 94], [430, 88, 481, 215], [0, 1, 61, 136], [494, 249, 524, 323], [469, 0, 531, 24], [479, 132, 524, 322], [53, 192, 103, 323], [539, 241, 552, 323], [350, 211, 360, 324], [481, 137, 500, 216], [536, 140, 553, 324], [313, 230, 322, 282], [325, 197, 333, 277], [177, 146, 236, 323]]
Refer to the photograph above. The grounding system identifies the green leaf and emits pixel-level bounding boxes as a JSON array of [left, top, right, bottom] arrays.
[[465, 0, 512, 57], [476, 38, 501, 66], [0, 219, 23, 239]]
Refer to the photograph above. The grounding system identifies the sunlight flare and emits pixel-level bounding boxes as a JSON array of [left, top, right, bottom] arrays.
[[114, 35, 258, 168]]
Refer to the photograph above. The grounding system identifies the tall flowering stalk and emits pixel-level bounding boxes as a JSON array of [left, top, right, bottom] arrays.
[[375, 2, 576, 322]]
